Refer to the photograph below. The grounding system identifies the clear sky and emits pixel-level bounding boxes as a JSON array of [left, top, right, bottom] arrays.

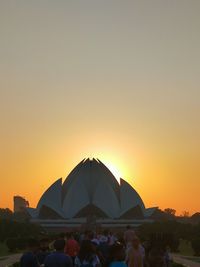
[[0, 1, 200, 215]]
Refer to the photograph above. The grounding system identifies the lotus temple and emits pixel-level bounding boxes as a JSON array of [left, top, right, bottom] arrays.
[[27, 158, 156, 229]]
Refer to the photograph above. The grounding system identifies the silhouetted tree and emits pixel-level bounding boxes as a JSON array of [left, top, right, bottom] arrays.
[[181, 211, 190, 218], [164, 208, 176, 216], [0, 208, 13, 219], [138, 221, 180, 251], [190, 212, 200, 224], [151, 208, 176, 221], [6, 238, 18, 252], [0, 219, 43, 242]]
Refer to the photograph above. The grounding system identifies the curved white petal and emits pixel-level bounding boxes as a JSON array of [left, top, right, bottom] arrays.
[[37, 178, 64, 217], [93, 182, 120, 219], [120, 178, 145, 216], [62, 178, 90, 218]]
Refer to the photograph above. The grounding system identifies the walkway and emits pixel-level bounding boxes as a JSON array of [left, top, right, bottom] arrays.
[[0, 253, 21, 267], [172, 254, 200, 267]]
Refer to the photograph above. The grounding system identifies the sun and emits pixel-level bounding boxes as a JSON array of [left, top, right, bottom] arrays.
[[103, 161, 122, 182], [84, 149, 128, 183]]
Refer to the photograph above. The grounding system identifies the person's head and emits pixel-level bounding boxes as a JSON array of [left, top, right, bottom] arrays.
[[27, 238, 40, 253], [88, 231, 94, 240], [78, 240, 95, 261], [109, 242, 125, 262], [132, 236, 140, 249], [53, 239, 66, 252], [39, 238, 49, 251], [126, 225, 131, 230]]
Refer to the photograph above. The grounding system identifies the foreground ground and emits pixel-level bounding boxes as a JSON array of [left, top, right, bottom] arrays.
[[0, 254, 21, 267], [1, 254, 200, 267], [172, 254, 200, 267]]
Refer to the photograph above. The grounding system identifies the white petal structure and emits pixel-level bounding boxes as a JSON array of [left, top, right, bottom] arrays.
[[62, 177, 90, 218], [93, 181, 120, 219], [120, 178, 145, 216], [36, 178, 65, 218], [27, 158, 156, 220]]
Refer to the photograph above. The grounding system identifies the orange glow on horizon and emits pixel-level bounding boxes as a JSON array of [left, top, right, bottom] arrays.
[[1, 1, 200, 216]]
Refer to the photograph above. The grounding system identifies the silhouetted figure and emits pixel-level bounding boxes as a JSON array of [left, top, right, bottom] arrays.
[[44, 239, 72, 267], [75, 240, 100, 267], [37, 238, 50, 266], [109, 242, 127, 267], [20, 238, 40, 267], [126, 237, 143, 267], [124, 226, 136, 249], [65, 232, 80, 264], [98, 230, 110, 264]]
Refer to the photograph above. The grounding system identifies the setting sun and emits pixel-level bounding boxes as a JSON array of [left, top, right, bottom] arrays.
[[86, 151, 130, 183], [102, 161, 122, 182]]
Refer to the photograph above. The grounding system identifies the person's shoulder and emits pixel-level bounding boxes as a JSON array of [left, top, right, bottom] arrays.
[[21, 251, 33, 257], [110, 261, 127, 267], [45, 252, 71, 262], [44, 252, 54, 261], [60, 252, 72, 263], [21, 251, 35, 260], [56, 252, 70, 259]]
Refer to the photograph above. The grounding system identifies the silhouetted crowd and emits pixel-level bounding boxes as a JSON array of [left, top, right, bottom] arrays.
[[20, 226, 172, 267]]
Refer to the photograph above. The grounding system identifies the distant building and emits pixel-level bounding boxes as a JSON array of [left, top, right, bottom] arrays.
[[27, 158, 157, 229], [14, 196, 29, 213]]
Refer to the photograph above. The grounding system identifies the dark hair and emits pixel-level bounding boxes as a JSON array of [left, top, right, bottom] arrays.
[[78, 240, 95, 261], [40, 238, 49, 243], [109, 242, 125, 262], [27, 238, 40, 248], [54, 239, 66, 251]]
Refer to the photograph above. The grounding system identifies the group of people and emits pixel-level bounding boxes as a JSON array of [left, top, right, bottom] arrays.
[[20, 226, 172, 267]]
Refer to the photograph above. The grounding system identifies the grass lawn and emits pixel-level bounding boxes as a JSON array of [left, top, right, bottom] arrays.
[[0, 242, 10, 257], [177, 240, 200, 264], [0, 257, 8, 261], [182, 256, 200, 263], [178, 239, 194, 256]]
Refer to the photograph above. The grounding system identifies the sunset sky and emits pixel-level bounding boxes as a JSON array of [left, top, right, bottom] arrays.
[[0, 1, 200, 215]]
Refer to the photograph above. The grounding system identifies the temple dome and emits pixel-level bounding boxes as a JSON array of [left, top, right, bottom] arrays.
[[27, 158, 155, 220]]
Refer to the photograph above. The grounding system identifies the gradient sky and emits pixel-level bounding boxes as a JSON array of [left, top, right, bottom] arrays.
[[0, 1, 200, 215]]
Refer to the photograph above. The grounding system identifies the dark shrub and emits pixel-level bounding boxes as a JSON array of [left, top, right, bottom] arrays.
[[6, 238, 18, 252], [17, 237, 28, 250], [191, 238, 200, 256]]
